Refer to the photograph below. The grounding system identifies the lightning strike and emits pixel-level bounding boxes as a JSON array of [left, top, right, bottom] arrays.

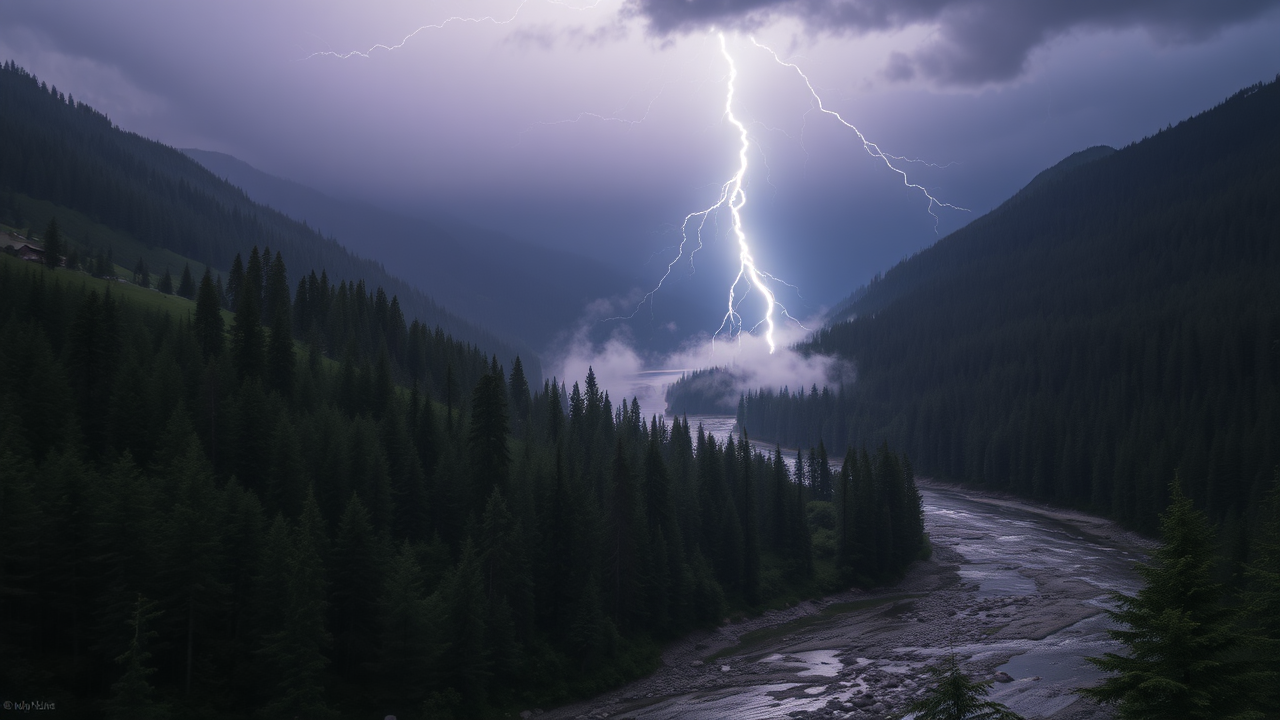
[[303, 0, 614, 61], [305, 1, 533, 60], [713, 31, 790, 353], [609, 33, 801, 354], [750, 37, 968, 228], [305, 14, 951, 353]]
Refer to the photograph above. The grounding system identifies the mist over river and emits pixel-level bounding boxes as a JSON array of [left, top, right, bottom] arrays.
[[541, 424, 1151, 720]]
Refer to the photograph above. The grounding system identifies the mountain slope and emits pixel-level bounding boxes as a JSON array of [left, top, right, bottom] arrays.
[[739, 76, 1280, 531], [825, 145, 1117, 323], [0, 61, 535, 376], [182, 148, 642, 351]]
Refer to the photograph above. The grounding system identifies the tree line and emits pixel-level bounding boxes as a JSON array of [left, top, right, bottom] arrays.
[[0, 248, 926, 719]]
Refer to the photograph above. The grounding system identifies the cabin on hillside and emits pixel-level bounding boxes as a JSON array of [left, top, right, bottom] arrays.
[[16, 243, 45, 263]]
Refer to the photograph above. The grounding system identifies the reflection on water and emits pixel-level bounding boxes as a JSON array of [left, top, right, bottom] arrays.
[[668, 414, 739, 442], [666, 414, 817, 475]]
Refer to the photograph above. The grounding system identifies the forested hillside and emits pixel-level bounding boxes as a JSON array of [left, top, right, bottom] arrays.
[[736, 76, 1280, 534], [0, 241, 924, 717], [0, 60, 533, 377], [182, 148, 641, 351]]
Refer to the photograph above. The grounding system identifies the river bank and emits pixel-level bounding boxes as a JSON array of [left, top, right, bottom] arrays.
[[537, 480, 1153, 720]]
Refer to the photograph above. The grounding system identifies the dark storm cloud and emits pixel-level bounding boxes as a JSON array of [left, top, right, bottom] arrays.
[[627, 0, 1280, 84]]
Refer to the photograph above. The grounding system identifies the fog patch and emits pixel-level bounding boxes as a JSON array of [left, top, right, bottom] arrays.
[[552, 313, 846, 417]]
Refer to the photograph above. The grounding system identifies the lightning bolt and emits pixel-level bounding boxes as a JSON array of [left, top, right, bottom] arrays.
[[303, 0, 613, 60], [303, 1, 531, 60], [713, 31, 791, 353], [609, 33, 802, 354], [305, 14, 955, 352], [750, 37, 968, 228]]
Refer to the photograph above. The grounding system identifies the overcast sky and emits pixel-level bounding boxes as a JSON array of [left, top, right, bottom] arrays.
[[4, 0, 1280, 338]]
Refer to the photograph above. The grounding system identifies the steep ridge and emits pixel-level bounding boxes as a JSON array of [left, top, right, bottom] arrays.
[[0, 61, 535, 376], [739, 76, 1280, 531]]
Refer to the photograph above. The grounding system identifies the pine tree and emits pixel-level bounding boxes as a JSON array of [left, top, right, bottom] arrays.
[[133, 257, 150, 287], [443, 540, 490, 705], [177, 263, 195, 299], [469, 370, 510, 512], [814, 441, 833, 500], [230, 272, 265, 380], [1081, 481, 1261, 718], [225, 253, 244, 311], [195, 269, 224, 361], [739, 433, 760, 605], [105, 595, 169, 720], [266, 305, 295, 397], [508, 356, 530, 434], [158, 438, 225, 697], [263, 251, 290, 326], [479, 488, 527, 685], [908, 654, 1023, 720], [412, 382, 439, 487], [259, 510, 336, 719], [267, 417, 306, 519], [605, 440, 640, 628], [157, 268, 174, 295], [1241, 470, 1280, 715], [377, 541, 441, 707], [331, 493, 386, 679], [383, 408, 428, 542], [371, 347, 393, 420], [545, 378, 564, 443], [42, 217, 61, 270], [244, 247, 264, 318]]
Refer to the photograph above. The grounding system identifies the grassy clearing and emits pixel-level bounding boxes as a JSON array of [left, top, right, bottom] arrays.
[[0, 251, 228, 325], [12, 194, 218, 282]]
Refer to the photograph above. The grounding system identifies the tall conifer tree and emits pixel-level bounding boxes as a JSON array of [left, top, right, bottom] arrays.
[[1082, 481, 1262, 718]]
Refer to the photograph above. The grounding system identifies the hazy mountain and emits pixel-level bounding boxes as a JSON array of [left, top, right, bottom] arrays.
[[182, 148, 646, 352]]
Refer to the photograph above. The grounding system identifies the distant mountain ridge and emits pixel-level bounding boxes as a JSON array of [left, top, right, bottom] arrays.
[[0, 60, 535, 377], [1009, 145, 1115, 203], [826, 144, 1117, 323], [181, 148, 643, 352]]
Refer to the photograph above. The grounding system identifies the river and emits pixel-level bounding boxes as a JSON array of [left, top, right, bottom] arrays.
[[539, 419, 1150, 720]]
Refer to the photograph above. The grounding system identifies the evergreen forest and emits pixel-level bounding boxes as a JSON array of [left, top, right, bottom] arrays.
[[0, 239, 925, 717]]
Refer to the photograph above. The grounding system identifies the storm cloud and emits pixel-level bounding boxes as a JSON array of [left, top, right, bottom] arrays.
[[3, 0, 1279, 358], [627, 0, 1280, 84]]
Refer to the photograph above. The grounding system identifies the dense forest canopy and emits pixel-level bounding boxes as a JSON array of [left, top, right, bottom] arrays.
[[0, 247, 925, 717], [715, 76, 1280, 536]]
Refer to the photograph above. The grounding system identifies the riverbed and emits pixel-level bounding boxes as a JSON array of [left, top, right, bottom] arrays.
[[537, 475, 1152, 720]]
